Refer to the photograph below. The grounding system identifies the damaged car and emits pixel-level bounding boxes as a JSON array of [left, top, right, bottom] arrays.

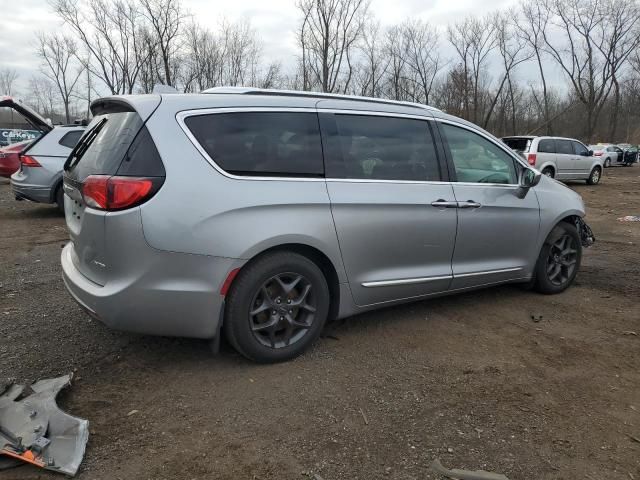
[[60, 88, 595, 363]]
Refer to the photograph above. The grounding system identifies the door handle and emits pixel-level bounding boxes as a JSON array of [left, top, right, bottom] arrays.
[[457, 200, 482, 209], [431, 199, 458, 208]]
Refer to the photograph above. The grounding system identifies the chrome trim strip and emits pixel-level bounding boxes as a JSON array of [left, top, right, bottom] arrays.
[[362, 275, 452, 288], [362, 267, 523, 288], [454, 267, 523, 278]]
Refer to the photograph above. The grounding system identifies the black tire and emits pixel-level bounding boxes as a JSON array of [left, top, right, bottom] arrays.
[[604, 158, 611, 168], [586, 166, 601, 185], [55, 185, 65, 214], [534, 222, 582, 294], [224, 251, 330, 363], [541, 167, 554, 178]]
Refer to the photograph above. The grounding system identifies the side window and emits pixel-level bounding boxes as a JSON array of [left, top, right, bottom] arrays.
[[556, 140, 574, 155], [538, 139, 556, 153], [326, 114, 440, 181], [572, 141, 588, 156], [184, 112, 324, 176], [441, 123, 517, 184], [58, 130, 84, 149]]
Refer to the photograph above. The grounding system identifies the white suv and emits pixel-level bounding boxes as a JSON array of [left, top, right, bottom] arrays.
[[502, 136, 603, 185]]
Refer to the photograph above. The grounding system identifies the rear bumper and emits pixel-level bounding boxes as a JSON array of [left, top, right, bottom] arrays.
[[11, 176, 53, 203], [61, 242, 235, 339]]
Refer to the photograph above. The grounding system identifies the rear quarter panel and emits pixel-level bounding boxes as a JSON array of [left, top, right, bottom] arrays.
[[137, 104, 348, 283]]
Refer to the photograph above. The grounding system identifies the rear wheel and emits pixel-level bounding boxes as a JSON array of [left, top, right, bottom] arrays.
[[587, 166, 601, 185], [55, 185, 65, 214], [604, 158, 611, 168], [534, 222, 582, 294], [224, 251, 330, 363], [541, 167, 554, 178]]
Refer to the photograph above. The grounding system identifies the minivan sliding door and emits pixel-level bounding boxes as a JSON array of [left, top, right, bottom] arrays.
[[318, 109, 457, 306]]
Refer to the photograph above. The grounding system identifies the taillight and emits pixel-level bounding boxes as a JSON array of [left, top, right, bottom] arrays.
[[20, 155, 41, 167], [594, 151, 602, 156], [527, 153, 537, 166], [82, 175, 159, 211]]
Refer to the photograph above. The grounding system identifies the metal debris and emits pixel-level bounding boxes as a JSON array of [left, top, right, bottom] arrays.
[[618, 216, 640, 222], [431, 459, 510, 480], [0, 374, 88, 476]]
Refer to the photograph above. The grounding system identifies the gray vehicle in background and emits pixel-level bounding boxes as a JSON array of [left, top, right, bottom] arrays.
[[12, 126, 85, 212], [61, 88, 592, 363], [589, 144, 625, 167], [502, 136, 603, 184]]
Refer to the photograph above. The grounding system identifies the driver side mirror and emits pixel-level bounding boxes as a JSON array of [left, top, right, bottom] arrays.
[[519, 168, 542, 192], [588, 150, 594, 156]]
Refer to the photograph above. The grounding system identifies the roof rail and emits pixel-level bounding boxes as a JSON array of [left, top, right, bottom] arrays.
[[201, 87, 441, 112]]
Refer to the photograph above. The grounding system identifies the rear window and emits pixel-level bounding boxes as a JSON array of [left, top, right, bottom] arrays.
[[184, 112, 324, 177], [65, 111, 163, 181], [502, 137, 531, 153], [58, 130, 84, 149]]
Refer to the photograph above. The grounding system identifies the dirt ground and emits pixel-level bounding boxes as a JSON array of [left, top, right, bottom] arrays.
[[0, 167, 639, 480]]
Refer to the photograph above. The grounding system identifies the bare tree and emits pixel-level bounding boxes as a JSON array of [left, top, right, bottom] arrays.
[[26, 76, 58, 120], [0, 68, 19, 96], [297, 0, 370, 93], [51, 0, 149, 94], [483, 10, 533, 129], [542, 0, 615, 142], [399, 20, 444, 105], [447, 15, 497, 123], [35, 33, 83, 123], [596, 0, 640, 140], [516, 1, 553, 133], [353, 20, 388, 97], [139, 0, 184, 87]]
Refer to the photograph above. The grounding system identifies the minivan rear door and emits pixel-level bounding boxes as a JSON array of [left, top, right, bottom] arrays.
[[318, 105, 457, 306], [62, 96, 161, 285]]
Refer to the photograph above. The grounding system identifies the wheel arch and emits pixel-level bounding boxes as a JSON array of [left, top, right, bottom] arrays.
[[230, 242, 342, 322], [541, 213, 582, 247]]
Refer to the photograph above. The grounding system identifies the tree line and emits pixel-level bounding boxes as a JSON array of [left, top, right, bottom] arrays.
[[1, 0, 639, 143]]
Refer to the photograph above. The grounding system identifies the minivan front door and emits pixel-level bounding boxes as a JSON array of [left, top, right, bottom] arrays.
[[319, 110, 457, 306], [438, 122, 540, 290]]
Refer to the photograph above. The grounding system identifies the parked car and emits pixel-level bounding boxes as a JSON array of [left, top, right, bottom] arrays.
[[0, 140, 31, 178], [11, 125, 85, 212], [502, 135, 603, 184], [588, 144, 624, 167], [61, 88, 592, 363]]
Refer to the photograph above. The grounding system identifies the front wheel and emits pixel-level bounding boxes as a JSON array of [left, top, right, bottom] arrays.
[[534, 222, 582, 294], [587, 166, 601, 185], [224, 251, 330, 363]]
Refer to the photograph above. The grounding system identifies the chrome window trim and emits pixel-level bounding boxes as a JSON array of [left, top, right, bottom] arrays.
[[362, 267, 523, 287], [177, 106, 438, 183]]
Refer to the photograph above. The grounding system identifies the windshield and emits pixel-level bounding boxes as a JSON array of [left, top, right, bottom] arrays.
[[502, 137, 531, 153]]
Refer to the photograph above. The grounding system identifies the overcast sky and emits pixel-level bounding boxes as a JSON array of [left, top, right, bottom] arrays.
[[0, 0, 565, 95]]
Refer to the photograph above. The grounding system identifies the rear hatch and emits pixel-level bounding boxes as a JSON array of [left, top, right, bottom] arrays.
[[0, 96, 52, 147], [62, 97, 164, 285], [501, 137, 532, 155]]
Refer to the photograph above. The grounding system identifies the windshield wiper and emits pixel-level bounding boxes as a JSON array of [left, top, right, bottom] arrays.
[[64, 118, 108, 171]]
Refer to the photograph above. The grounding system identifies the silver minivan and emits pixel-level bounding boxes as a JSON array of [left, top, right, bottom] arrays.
[[61, 88, 592, 363], [502, 136, 603, 184]]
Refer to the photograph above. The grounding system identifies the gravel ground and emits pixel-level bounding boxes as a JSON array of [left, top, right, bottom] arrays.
[[0, 167, 639, 480]]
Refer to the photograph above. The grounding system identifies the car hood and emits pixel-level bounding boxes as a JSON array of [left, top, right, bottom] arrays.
[[0, 96, 52, 133]]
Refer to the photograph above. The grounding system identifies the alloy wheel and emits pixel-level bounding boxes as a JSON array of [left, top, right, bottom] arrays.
[[546, 234, 578, 286], [249, 273, 317, 349], [591, 169, 600, 183]]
